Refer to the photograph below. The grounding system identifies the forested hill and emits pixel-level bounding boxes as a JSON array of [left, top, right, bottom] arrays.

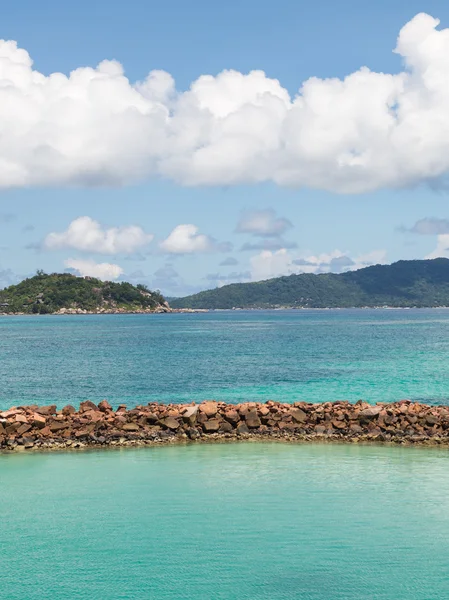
[[0, 272, 169, 314], [171, 259, 449, 309]]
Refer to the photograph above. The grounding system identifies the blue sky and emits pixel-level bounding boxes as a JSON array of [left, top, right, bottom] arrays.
[[2, 0, 449, 295]]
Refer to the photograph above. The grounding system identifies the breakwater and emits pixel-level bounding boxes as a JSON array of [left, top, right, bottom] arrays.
[[2, 399, 449, 451]]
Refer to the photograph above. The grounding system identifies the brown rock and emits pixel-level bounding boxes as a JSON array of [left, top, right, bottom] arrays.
[[121, 423, 140, 432], [359, 406, 382, 419], [16, 423, 32, 435], [219, 421, 234, 433], [160, 417, 180, 430], [49, 421, 68, 432], [290, 408, 307, 423], [35, 405, 57, 416], [332, 420, 347, 430], [62, 405, 76, 416], [199, 401, 218, 417], [98, 400, 112, 412], [182, 406, 199, 425], [224, 410, 240, 425], [79, 401, 98, 413], [245, 411, 261, 428], [202, 418, 220, 433], [236, 422, 250, 435]]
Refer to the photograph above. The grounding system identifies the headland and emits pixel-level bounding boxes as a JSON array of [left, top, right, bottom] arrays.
[[2, 399, 449, 452]]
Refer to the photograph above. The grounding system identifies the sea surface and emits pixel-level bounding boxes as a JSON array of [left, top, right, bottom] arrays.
[[2, 442, 449, 599], [1, 309, 449, 408]]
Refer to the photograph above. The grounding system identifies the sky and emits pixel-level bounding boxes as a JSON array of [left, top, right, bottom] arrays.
[[3, 0, 449, 295]]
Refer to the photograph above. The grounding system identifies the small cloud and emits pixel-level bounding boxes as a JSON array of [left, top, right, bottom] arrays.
[[160, 224, 230, 255], [22, 224, 35, 233], [44, 216, 153, 255], [236, 209, 293, 237], [219, 256, 239, 266], [64, 258, 124, 280], [400, 217, 449, 235]]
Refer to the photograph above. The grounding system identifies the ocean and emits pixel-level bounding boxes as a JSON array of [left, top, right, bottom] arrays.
[[1, 309, 449, 409], [2, 442, 449, 599], [2, 310, 449, 599]]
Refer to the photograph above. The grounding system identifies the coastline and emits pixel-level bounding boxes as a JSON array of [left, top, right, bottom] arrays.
[[2, 399, 449, 453]]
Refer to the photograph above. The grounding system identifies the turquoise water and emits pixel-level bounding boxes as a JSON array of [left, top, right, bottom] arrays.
[[2, 442, 449, 599], [2, 309, 449, 408]]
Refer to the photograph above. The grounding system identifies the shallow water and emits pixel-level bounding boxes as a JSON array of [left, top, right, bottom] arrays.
[[1, 309, 449, 408], [1, 442, 449, 599]]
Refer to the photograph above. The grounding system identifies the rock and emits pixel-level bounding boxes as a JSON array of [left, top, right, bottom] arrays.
[[182, 406, 199, 425], [236, 422, 250, 435], [160, 417, 180, 430], [314, 425, 326, 434], [290, 408, 307, 423], [199, 401, 218, 417], [121, 423, 140, 432], [426, 415, 439, 425], [202, 419, 220, 433], [49, 421, 68, 432], [332, 420, 347, 430], [98, 400, 112, 412], [220, 421, 234, 433], [35, 405, 57, 416], [62, 405, 76, 416], [79, 401, 98, 413], [359, 406, 382, 419], [245, 411, 261, 428], [16, 423, 32, 436], [224, 410, 240, 425]]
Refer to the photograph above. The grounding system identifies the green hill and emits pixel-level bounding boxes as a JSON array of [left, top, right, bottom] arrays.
[[171, 259, 449, 309], [0, 272, 168, 314]]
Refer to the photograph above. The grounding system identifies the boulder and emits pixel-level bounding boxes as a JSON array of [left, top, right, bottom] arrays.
[[35, 405, 57, 416], [121, 423, 140, 432], [98, 400, 112, 412], [62, 405, 76, 416], [245, 411, 261, 429], [236, 422, 250, 435], [290, 408, 307, 423], [202, 419, 220, 433], [160, 417, 180, 430], [359, 406, 382, 419], [79, 401, 98, 413], [182, 406, 199, 425], [49, 421, 68, 432], [224, 410, 240, 425], [199, 401, 218, 417]]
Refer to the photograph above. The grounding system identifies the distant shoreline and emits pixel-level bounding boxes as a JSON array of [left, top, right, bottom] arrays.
[[2, 399, 449, 454]]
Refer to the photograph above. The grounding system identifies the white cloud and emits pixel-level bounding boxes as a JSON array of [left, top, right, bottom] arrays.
[[3, 14, 449, 192], [159, 224, 229, 254], [64, 258, 124, 280], [425, 234, 449, 259], [236, 209, 292, 237], [250, 248, 387, 281], [44, 216, 153, 255]]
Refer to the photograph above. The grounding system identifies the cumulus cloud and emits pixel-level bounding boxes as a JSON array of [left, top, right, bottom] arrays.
[[425, 235, 449, 259], [250, 248, 386, 281], [159, 224, 230, 254], [236, 209, 293, 237], [64, 258, 124, 280], [44, 216, 153, 255], [3, 14, 449, 192]]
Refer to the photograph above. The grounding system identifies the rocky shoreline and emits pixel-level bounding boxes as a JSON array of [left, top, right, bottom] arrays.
[[2, 399, 449, 452]]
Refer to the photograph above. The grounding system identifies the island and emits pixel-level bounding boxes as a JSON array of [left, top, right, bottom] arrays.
[[0, 271, 170, 315], [171, 258, 449, 309]]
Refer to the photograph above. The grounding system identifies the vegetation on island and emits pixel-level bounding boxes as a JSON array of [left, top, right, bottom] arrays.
[[0, 272, 167, 314], [171, 259, 449, 309]]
